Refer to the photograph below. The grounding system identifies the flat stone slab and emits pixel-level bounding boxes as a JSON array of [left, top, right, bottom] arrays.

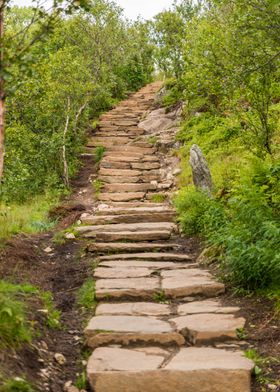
[[100, 260, 198, 270], [88, 242, 180, 253], [77, 222, 176, 234], [94, 267, 153, 279], [87, 347, 253, 392], [170, 313, 246, 344], [93, 230, 172, 242], [99, 176, 141, 184], [95, 206, 174, 216], [103, 183, 156, 193], [95, 277, 160, 299], [81, 212, 175, 225], [161, 269, 225, 298], [178, 300, 240, 315], [95, 302, 171, 316], [131, 162, 161, 170], [99, 252, 192, 262], [99, 168, 142, 177], [98, 192, 145, 202], [85, 316, 184, 348]]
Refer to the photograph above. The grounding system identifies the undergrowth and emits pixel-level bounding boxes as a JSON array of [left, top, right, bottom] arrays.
[[0, 281, 60, 349], [0, 378, 36, 392], [174, 102, 280, 293], [76, 278, 96, 312], [0, 195, 58, 243]]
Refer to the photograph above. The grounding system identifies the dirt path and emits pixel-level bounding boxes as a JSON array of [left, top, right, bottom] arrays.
[[75, 82, 255, 391]]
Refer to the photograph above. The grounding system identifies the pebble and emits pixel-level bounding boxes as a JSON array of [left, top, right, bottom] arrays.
[[44, 246, 53, 253], [267, 385, 278, 391], [65, 233, 76, 239], [54, 353, 67, 365]]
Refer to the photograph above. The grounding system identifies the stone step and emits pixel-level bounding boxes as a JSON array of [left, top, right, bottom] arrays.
[[87, 302, 245, 347], [99, 176, 158, 184], [161, 269, 225, 298], [94, 206, 174, 216], [131, 162, 161, 170], [92, 230, 172, 242], [104, 146, 155, 154], [87, 242, 181, 253], [102, 183, 157, 193], [99, 252, 192, 262], [77, 222, 176, 234], [81, 212, 175, 225], [98, 192, 145, 202], [85, 315, 185, 348], [95, 300, 240, 317], [88, 137, 131, 147], [101, 202, 168, 208], [95, 269, 224, 300], [95, 277, 160, 300], [170, 313, 246, 344], [100, 120, 139, 127], [96, 130, 144, 137], [99, 168, 142, 177], [87, 347, 253, 392], [104, 155, 159, 163], [99, 260, 197, 270]]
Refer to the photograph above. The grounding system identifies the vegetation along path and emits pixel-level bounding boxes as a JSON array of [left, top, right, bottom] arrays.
[[75, 82, 255, 391]]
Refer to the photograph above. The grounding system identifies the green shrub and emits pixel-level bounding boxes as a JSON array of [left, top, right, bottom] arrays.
[[0, 378, 35, 392], [94, 146, 106, 164], [175, 159, 280, 290], [0, 195, 58, 242], [76, 279, 96, 311], [0, 281, 61, 348]]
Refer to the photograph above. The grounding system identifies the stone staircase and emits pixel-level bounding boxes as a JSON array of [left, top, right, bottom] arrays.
[[77, 82, 254, 392]]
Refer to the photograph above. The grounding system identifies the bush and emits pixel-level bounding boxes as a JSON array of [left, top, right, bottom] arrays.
[[175, 160, 280, 290], [0, 378, 35, 392], [0, 281, 61, 348]]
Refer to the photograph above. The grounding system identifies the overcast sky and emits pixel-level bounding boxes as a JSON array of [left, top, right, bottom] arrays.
[[11, 0, 174, 20]]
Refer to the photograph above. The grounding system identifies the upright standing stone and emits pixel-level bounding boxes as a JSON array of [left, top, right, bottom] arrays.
[[189, 144, 212, 195]]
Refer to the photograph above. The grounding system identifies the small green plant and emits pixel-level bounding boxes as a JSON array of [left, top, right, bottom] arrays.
[[147, 135, 158, 145], [76, 279, 96, 311], [94, 146, 106, 164], [151, 194, 167, 203], [0, 377, 35, 392], [52, 231, 67, 245], [75, 371, 87, 390], [153, 291, 169, 304], [92, 179, 104, 195], [236, 327, 247, 340], [245, 349, 279, 385], [40, 291, 61, 329]]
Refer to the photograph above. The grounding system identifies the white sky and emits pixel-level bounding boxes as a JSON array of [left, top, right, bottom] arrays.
[[11, 0, 174, 20]]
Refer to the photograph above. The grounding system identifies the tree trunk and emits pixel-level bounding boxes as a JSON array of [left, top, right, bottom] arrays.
[[0, 0, 5, 180], [62, 97, 71, 188]]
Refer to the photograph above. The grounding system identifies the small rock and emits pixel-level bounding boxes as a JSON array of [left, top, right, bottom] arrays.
[[41, 341, 48, 350], [65, 233, 76, 239], [63, 381, 72, 391], [54, 353, 66, 365], [268, 384, 277, 390], [82, 360, 87, 366], [172, 168, 181, 176], [67, 387, 80, 392], [44, 246, 53, 253]]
